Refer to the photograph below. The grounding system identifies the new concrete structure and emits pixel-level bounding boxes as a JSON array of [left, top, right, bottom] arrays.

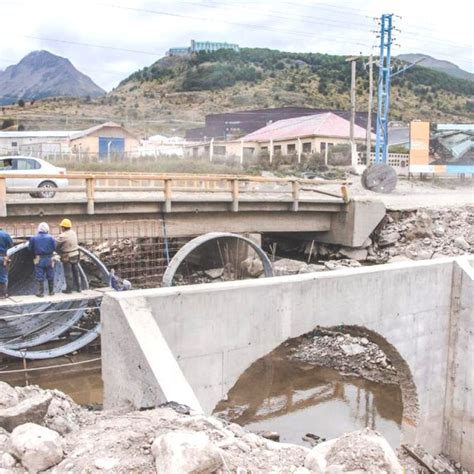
[[102, 256, 474, 469]]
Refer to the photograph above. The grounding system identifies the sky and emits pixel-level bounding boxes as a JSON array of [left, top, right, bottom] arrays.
[[0, 0, 472, 91]]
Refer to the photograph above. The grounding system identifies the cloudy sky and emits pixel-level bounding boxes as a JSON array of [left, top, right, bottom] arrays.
[[0, 0, 472, 91]]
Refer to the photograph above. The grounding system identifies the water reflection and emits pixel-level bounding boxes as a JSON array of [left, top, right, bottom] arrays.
[[214, 346, 403, 448]]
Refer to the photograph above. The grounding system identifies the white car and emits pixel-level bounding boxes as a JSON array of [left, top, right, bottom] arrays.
[[0, 156, 68, 198]]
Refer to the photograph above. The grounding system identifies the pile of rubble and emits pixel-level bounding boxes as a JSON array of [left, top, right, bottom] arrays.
[[0, 381, 409, 473], [290, 328, 399, 384], [372, 207, 473, 263], [1, 382, 469, 473]]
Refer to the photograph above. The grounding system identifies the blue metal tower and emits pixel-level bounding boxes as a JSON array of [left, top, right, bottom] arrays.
[[375, 14, 394, 164]]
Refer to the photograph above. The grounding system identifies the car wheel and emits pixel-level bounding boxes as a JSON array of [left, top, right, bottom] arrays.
[[36, 181, 58, 199]]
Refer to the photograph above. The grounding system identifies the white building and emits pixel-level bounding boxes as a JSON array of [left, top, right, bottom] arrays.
[[0, 130, 77, 157]]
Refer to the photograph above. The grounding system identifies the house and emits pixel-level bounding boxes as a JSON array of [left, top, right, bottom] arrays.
[[69, 122, 140, 159], [185, 106, 375, 141], [184, 112, 373, 163]]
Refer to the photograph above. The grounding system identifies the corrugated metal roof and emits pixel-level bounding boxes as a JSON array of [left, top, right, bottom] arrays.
[[0, 131, 78, 138], [242, 112, 372, 142]]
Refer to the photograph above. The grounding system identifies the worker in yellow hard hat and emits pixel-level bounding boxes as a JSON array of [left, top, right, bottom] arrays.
[[56, 218, 81, 294]]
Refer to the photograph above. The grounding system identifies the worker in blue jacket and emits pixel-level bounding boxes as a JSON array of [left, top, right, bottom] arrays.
[[29, 222, 56, 297], [0, 227, 13, 298]]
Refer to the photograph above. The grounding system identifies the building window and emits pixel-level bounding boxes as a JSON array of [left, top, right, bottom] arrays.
[[302, 142, 312, 153], [11, 142, 17, 147], [261, 146, 268, 152], [213, 146, 226, 155], [273, 145, 282, 155], [287, 144, 296, 154]]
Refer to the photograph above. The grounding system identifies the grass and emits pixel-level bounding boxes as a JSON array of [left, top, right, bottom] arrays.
[[52, 156, 259, 176]]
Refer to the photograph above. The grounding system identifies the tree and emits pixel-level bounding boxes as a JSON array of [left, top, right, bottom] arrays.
[[1, 119, 14, 130], [18, 99, 25, 107]]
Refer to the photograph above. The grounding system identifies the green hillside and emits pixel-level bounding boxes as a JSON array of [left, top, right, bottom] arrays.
[[117, 47, 474, 124]]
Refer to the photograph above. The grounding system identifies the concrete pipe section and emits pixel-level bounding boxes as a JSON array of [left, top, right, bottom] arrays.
[[162, 232, 273, 287], [0, 243, 110, 360]]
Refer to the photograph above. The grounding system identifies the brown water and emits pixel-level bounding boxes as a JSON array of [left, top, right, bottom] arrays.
[[2, 345, 403, 448], [214, 346, 403, 448], [0, 355, 103, 406]]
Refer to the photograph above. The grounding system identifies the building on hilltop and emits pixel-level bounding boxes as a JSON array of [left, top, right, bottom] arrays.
[[167, 39, 239, 56]]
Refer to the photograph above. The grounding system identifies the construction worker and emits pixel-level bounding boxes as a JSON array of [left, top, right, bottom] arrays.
[[56, 218, 81, 294], [28, 222, 56, 297], [0, 226, 13, 299]]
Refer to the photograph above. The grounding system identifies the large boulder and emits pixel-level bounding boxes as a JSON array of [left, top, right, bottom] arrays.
[[304, 428, 402, 473], [44, 392, 80, 435], [378, 230, 401, 247], [10, 423, 64, 473], [273, 258, 307, 276], [0, 393, 52, 432], [240, 257, 264, 278], [151, 431, 223, 474], [0, 382, 19, 409]]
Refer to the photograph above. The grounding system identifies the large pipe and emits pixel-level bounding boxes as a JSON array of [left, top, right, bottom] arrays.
[[0, 243, 109, 360]]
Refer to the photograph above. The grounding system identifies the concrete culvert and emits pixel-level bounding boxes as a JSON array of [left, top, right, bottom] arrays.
[[0, 242, 110, 360]]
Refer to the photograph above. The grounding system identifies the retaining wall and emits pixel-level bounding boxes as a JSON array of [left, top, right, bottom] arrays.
[[101, 256, 473, 468]]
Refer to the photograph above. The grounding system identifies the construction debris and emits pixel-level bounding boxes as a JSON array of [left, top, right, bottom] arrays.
[[290, 328, 399, 384]]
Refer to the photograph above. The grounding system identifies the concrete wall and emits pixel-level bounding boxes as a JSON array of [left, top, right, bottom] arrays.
[[102, 256, 473, 468]]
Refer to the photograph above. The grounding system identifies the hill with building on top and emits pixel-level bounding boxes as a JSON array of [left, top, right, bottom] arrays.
[[1, 47, 473, 137], [0, 51, 105, 105]]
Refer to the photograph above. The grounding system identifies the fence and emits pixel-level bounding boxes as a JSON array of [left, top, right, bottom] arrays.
[[357, 152, 409, 175]]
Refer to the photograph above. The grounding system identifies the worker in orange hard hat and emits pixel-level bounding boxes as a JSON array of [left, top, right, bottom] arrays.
[[56, 218, 81, 294]]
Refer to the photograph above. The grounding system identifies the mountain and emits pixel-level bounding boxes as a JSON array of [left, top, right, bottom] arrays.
[[0, 51, 105, 105], [397, 53, 474, 82]]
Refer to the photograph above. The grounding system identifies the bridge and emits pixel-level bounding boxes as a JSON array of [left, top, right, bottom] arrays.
[[0, 173, 385, 247], [101, 256, 474, 470]]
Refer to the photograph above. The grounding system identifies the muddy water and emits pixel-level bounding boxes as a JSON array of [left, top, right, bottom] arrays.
[[214, 346, 403, 448], [0, 355, 103, 406]]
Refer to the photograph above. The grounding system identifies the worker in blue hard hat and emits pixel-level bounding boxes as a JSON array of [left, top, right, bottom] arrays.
[[29, 222, 56, 297], [0, 226, 13, 299]]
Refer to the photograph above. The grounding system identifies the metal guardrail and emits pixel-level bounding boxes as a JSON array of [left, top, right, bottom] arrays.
[[0, 173, 350, 217]]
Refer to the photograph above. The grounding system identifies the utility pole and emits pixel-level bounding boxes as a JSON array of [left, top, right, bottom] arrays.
[[366, 55, 373, 165], [346, 56, 358, 166], [374, 13, 394, 164]]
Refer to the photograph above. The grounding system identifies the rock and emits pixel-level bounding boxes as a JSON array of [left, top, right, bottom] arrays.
[[360, 237, 372, 248], [257, 431, 280, 442], [0, 427, 9, 453], [0, 393, 52, 432], [204, 268, 224, 280], [305, 428, 402, 473], [273, 258, 308, 276], [240, 257, 264, 278], [94, 457, 120, 470], [433, 226, 445, 237], [44, 395, 80, 435], [10, 423, 64, 473], [339, 247, 368, 261], [151, 431, 222, 474], [378, 230, 401, 247], [298, 264, 325, 274], [0, 383, 19, 410], [453, 236, 470, 251], [340, 343, 366, 356], [0, 453, 16, 468]]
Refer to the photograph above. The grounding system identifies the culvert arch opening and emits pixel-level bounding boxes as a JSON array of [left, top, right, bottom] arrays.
[[214, 325, 418, 449]]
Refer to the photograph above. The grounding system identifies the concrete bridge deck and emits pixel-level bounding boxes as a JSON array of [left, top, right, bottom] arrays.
[[0, 173, 385, 247]]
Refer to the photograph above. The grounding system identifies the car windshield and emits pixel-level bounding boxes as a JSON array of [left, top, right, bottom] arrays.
[[0, 159, 13, 170]]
